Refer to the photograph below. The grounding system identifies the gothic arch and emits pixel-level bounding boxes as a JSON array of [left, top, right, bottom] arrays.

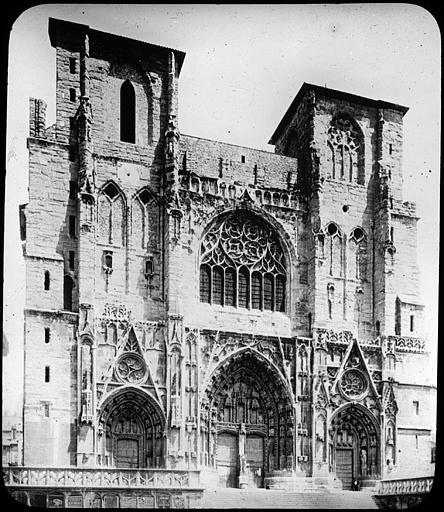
[[120, 80, 136, 143], [201, 347, 295, 486], [327, 114, 365, 184], [329, 402, 381, 488], [197, 208, 294, 313], [97, 181, 126, 247], [98, 386, 166, 468], [132, 186, 156, 250]]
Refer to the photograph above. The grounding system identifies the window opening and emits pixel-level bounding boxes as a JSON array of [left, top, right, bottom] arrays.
[[69, 216, 76, 237], [69, 181, 77, 200], [120, 80, 136, 143], [69, 88, 76, 102], [69, 57, 76, 74], [44, 328, 50, 344], [45, 366, 50, 383], [410, 314, 414, 332], [64, 275, 74, 311], [44, 271, 50, 290], [199, 213, 286, 311]]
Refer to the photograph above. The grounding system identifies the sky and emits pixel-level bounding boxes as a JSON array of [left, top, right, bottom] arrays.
[[3, 4, 440, 416]]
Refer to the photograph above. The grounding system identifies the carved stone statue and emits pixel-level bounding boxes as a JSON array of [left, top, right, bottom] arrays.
[[360, 448, 368, 476]]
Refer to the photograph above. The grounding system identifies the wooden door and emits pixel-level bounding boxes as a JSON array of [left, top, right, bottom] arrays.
[[336, 448, 353, 490], [246, 435, 264, 488], [116, 438, 139, 468], [216, 433, 238, 488]]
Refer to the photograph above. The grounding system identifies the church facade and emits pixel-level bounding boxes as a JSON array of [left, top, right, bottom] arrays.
[[18, 17, 435, 498]]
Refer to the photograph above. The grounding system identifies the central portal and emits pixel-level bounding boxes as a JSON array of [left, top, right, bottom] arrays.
[[206, 350, 294, 488]]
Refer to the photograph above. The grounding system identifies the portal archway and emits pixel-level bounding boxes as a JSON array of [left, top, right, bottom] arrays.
[[98, 387, 165, 468], [329, 404, 380, 490], [202, 349, 294, 488]]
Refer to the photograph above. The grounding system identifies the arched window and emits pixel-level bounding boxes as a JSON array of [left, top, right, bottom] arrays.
[[64, 275, 74, 311], [133, 188, 152, 250], [199, 212, 287, 312], [328, 116, 364, 184], [98, 182, 125, 246], [349, 227, 368, 280], [325, 222, 343, 277], [120, 80, 136, 143]]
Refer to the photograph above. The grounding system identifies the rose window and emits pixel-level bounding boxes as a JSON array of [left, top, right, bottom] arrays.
[[199, 213, 287, 311], [340, 369, 367, 399], [116, 353, 147, 384]]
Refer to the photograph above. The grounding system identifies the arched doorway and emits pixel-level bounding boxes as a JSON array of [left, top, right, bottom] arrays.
[[203, 349, 294, 488], [98, 387, 165, 468], [329, 404, 380, 490]]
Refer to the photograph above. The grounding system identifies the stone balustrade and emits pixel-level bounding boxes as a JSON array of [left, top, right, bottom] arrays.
[[3, 466, 201, 489], [179, 174, 301, 210], [379, 476, 433, 495]]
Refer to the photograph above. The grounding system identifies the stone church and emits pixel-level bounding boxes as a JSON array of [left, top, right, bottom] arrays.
[[17, 17, 435, 500]]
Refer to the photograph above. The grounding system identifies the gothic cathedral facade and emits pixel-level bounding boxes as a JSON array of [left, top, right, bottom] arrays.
[[21, 18, 435, 491]]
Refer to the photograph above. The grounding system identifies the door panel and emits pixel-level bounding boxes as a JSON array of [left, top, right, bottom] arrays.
[[246, 435, 264, 488], [116, 438, 139, 468], [216, 433, 238, 488], [336, 448, 353, 490]]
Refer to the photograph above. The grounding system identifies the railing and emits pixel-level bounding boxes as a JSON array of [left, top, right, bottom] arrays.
[[378, 477, 434, 495], [179, 175, 302, 210], [389, 335, 426, 354], [3, 467, 201, 489]]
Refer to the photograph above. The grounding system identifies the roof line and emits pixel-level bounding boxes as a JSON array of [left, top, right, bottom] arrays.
[[48, 17, 186, 74], [269, 82, 409, 144]]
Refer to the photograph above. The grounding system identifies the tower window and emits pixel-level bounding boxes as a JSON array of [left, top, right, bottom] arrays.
[[69, 216, 76, 237], [69, 88, 76, 102], [69, 181, 77, 201], [144, 257, 154, 278], [63, 275, 74, 311], [413, 400, 419, 415], [103, 251, 113, 274], [389, 143, 393, 155], [69, 57, 76, 74], [69, 116, 75, 131], [44, 271, 50, 290], [69, 146, 76, 162], [241, 155, 246, 163], [410, 314, 415, 332], [390, 227, 394, 243], [68, 251, 75, 270], [120, 80, 136, 143], [376, 320, 381, 337], [45, 366, 50, 383], [44, 328, 50, 344]]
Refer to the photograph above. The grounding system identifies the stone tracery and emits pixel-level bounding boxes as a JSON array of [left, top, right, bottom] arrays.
[[200, 212, 287, 311]]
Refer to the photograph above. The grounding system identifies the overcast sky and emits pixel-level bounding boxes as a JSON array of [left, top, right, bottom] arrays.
[[4, 4, 440, 415]]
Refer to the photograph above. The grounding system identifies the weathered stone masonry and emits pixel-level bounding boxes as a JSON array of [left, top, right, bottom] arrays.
[[18, 17, 435, 502]]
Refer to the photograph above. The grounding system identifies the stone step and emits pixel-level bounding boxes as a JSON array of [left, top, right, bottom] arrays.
[[201, 488, 378, 509]]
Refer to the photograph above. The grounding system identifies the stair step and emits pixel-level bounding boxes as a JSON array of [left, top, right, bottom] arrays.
[[201, 488, 378, 509]]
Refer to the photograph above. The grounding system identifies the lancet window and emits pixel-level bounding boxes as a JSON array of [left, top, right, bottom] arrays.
[[132, 188, 152, 250], [199, 212, 287, 311], [98, 182, 125, 246], [328, 116, 364, 184], [348, 227, 368, 280]]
